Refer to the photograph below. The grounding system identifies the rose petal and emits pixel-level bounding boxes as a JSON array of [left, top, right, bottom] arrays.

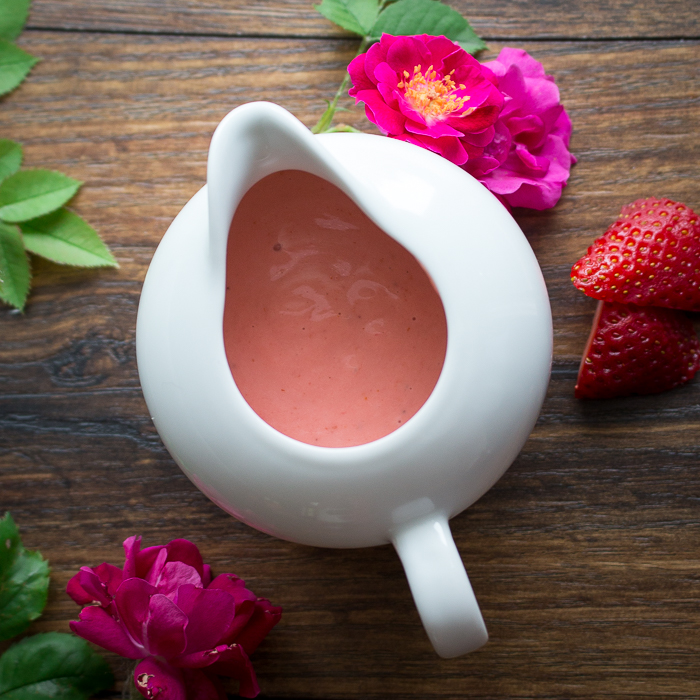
[[164, 539, 206, 578], [134, 658, 186, 700], [356, 90, 405, 135], [376, 80, 399, 107], [463, 153, 501, 179], [207, 573, 248, 593], [453, 123, 496, 149], [124, 537, 169, 582], [457, 99, 503, 133], [115, 577, 157, 647], [347, 54, 373, 96], [506, 113, 545, 148], [122, 536, 142, 579], [363, 40, 388, 85], [385, 35, 430, 78], [66, 570, 96, 605], [373, 61, 398, 90], [67, 563, 123, 606], [176, 585, 237, 652], [156, 561, 203, 598], [425, 35, 465, 73], [464, 119, 510, 176], [77, 567, 111, 607], [504, 64, 559, 115], [70, 606, 144, 659], [471, 46, 575, 210], [235, 599, 283, 656], [182, 669, 227, 700], [208, 574, 259, 641], [143, 547, 168, 586], [208, 644, 261, 698], [201, 564, 213, 588], [172, 644, 231, 669], [406, 132, 468, 166], [404, 119, 464, 139], [513, 143, 550, 176], [499, 47, 547, 78], [94, 562, 124, 597], [505, 179, 561, 210], [480, 134, 570, 210], [552, 107, 573, 147], [145, 593, 188, 658]]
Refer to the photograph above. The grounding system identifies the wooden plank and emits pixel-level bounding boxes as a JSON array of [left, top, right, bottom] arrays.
[[25, 0, 700, 40], [1, 33, 699, 698]]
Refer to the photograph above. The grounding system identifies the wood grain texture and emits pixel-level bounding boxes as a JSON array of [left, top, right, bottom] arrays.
[[24, 0, 700, 39], [1, 24, 700, 700]]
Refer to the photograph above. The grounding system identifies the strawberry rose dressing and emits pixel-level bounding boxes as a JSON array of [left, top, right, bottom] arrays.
[[223, 170, 447, 447]]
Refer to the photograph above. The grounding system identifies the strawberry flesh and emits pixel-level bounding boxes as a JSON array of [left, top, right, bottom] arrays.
[[575, 301, 700, 399], [571, 198, 700, 311]]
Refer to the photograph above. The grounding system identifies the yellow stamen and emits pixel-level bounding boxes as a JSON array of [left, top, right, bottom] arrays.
[[400, 65, 471, 121]]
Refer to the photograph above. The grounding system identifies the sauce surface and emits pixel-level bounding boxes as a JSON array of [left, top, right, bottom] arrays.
[[223, 170, 447, 447]]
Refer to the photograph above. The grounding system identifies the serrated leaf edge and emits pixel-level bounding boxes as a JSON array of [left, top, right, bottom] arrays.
[[0, 222, 31, 311], [20, 209, 118, 268], [0, 632, 114, 697], [0, 39, 39, 97], [0, 170, 82, 223]]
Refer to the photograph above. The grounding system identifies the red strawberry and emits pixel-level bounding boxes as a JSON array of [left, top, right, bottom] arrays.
[[575, 301, 700, 399], [571, 197, 700, 311]]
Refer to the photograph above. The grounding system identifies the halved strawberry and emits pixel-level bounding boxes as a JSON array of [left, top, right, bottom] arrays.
[[575, 301, 700, 399], [571, 198, 700, 311]]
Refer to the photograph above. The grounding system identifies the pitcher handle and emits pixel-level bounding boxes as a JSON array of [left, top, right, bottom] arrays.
[[392, 515, 488, 658]]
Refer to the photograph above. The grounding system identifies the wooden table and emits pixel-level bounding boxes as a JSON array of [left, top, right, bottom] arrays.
[[2, 0, 699, 697]]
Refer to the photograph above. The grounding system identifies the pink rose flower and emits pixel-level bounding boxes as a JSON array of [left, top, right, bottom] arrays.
[[466, 47, 576, 210], [68, 536, 282, 699], [348, 34, 503, 167]]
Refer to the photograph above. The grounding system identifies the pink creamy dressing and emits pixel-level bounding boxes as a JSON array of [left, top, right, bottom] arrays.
[[223, 170, 447, 447]]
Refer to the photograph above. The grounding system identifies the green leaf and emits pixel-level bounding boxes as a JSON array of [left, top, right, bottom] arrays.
[[451, 24, 486, 54], [370, 0, 487, 54], [0, 0, 32, 41], [323, 124, 362, 133], [0, 142, 22, 183], [0, 170, 82, 223], [0, 39, 38, 96], [0, 223, 31, 312], [0, 513, 48, 640], [315, 0, 380, 35], [0, 632, 114, 700], [0, 515, 21, 574], [21, 209, 118, 268]]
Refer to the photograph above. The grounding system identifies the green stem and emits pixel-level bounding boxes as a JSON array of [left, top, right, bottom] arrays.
[[123, 660, 140, 700], [311, 35, 372, 134]]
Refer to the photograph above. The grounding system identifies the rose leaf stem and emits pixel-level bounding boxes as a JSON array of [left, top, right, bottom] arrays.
[[123, 660, 140, 700], [310, 35, 371, 134]]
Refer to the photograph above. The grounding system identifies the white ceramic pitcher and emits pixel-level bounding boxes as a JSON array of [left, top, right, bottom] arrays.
[[136, 102, 552, 658]]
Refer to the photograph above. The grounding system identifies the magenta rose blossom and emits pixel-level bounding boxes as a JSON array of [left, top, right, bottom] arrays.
[[67, 536, 282, 699], [348, 34, 503, 167], [467, 47, 576, 210]]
